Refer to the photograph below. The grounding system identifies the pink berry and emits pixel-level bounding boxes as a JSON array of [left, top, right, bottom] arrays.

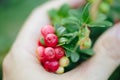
[[41, 25, 55, 37], [44, 47, 55, 60], [44, 61, 51, 72], [36, 46, 46, 63], [45, 34, 58, 47], [50, 60, 59, 72], [44, 61, 59, 72], [54, 47, 65, 59]]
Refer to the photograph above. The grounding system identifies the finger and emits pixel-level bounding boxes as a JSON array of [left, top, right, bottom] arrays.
[[70, 23, 120, 80], [70, 0, 86, 8]]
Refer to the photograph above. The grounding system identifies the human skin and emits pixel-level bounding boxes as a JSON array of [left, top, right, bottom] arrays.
[[2, 0, 120, 80]]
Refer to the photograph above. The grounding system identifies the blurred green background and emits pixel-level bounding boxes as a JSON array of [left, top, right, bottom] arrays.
[[0, 0, 119, 80]]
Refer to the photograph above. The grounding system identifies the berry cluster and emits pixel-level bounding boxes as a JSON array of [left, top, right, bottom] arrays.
[[36, 25, 70, 74]]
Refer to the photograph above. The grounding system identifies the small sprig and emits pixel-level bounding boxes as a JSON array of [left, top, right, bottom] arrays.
[[48, 3, 113, 63]]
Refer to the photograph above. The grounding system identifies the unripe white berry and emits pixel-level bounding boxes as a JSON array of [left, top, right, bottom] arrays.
[[56, 66, 64, 74], [59, 56, 70, 67]]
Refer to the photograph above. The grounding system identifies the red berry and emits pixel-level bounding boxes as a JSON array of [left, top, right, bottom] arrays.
[[36, 46, 46, 63], [50, 60, 59, 72], [44, 61, 59, 72], [41, 25, 55, 37], [44, 47, 55, 60], [45, 34, 58, 47], [44, 61, 51, 72], [54, 47, 65, 59]]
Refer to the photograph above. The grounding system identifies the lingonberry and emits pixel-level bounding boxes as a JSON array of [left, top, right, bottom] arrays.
[[50, 60, 59, 72], [44, 47, 55, 60], [44, 61, 59, 72], [41, 25, 55, 37], [56, 66, 64, 74], [59, 56, 70, 67], [79, 38, 92, 50], [54, 47, 65, 60], [45, 34, 58, 47], [36, 46, 46, 63], [44, 61, 51, 72]]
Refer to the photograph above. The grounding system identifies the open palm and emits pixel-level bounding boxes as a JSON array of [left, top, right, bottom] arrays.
[[3, 0, 120, 80]]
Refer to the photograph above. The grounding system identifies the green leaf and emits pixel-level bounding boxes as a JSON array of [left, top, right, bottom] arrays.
[[70, 52, 80, 62], [65, 50, 72, 57], [59, 37, 68, 43], [67, 32, 78, 44], [63, 44, 80, 62], [102, 21, 113, 26], [40, 38, 45, 45], [56, 26, 66, 37], [58, 37, 68, 45], [61, 17, 80, 26], [89, 13, 113, 27], [48, 9, 62, 24], [63, 44, 74, 50], [52, 16, 62, 24], [63, 45, 74, 57], [80, 48, 94, 56], [89, 21, 113, 27], [69, 9, 81, 18], [58, 4, 70, 17], [64, 24, 79, 33], [62, 32, 79, 47], [62, 33, 75, 37], [63, 32, 78, 37], [81, 3, 91, 23], [54, 23, 61, 30], [48, 9, 58, 19], [96, 13, 107, 22]]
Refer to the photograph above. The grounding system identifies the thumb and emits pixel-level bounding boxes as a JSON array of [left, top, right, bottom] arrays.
[[94, 23, 120, 64]]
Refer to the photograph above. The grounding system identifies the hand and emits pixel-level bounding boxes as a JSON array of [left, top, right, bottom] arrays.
[[3, 0, 120, 80]]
